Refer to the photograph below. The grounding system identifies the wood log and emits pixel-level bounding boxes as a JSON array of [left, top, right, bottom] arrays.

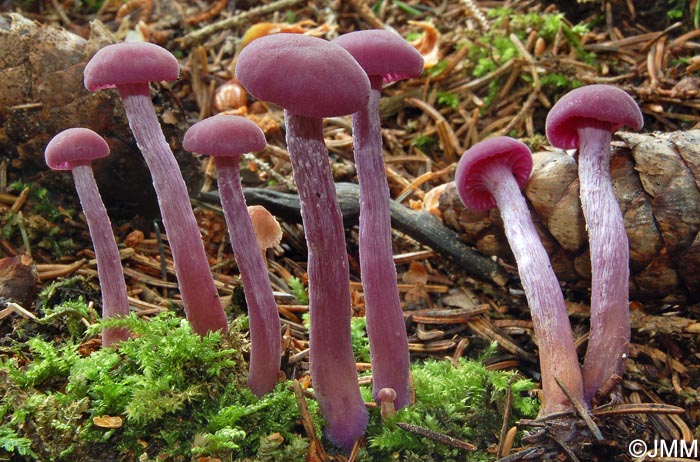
[[199, 183, 509, 288], [0, 14, 200, 218], [439, 130, 700, 302]]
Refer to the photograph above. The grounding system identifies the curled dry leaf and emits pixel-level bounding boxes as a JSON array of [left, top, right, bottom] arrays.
[[116, 0, 154, 23], [402, 261, 428, 286], [408, 20, 440, 69], [402, 262, 431, 306], [93, 415, 123, 429], [213, 80, 248, 113], [123, 230, 145, 248], [423, 183, 448, 218], [239, 20, 320, 48]]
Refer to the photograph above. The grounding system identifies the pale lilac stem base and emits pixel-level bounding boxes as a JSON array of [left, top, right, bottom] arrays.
[[72, 164, 129, 347], [488, 165, 584, 415], [353, 76, 410, 409], [285, 110, 368, 452], [578, 125, 631, 402], [215, 157, 281, 396], [118, 84, 227, 335]]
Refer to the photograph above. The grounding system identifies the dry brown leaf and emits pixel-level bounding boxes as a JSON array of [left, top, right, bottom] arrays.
[[93, 415, 123, 429]]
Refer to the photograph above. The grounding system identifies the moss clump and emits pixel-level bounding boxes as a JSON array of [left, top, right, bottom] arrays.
[[1, 286, 537, 462], [361, 353, 539, 461], [3, 181, 79, 257], [0, 311, 314, 461]]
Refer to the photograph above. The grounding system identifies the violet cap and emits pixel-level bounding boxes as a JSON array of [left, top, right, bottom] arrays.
[[84, 42, 179, 91], [45, 127, 110, 169], [546, 84, 643, 150], [455, 136, 533, 211], [183, 115, 266, 157], [235, 33, 370, 118], [332, 29, 424, 84]]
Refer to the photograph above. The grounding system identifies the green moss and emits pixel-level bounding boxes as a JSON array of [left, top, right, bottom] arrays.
[[2, 293, 537, 462], [5, 182, 78, 257], [464, 7, 594, 111], [362, 354, 539, 461], [436, 92, 460, 109], [288, 276, 309, 305], [351, 316, 371, 363], [412, 135, 438, 154], [0, 310, 313, 461]]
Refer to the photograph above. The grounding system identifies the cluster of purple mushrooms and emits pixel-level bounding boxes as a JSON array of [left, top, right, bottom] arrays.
[[44, 29, 642, 452]]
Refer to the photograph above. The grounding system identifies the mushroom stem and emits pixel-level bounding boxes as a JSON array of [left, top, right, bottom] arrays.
[[486, 164, 584, 415], [285, 110, 368, 451], [72, 165, 130, 346], [353, 75, 410, 409], [577, 124, 630, 402], [118, 83, 228, 335], [215, 156, 281, 396]]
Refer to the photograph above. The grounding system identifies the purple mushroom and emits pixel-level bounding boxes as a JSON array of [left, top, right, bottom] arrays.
[[332, 30, 423, 410], [236, 33, 370, 451], [455, 136, 583, 415], [84, 42, 228, 336], [45, 128, 130, 347], [183, 114, 280, 397], [546, 84, 643, 402]]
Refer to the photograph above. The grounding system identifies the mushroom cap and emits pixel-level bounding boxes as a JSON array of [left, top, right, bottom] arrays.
[[235, 33, 370, 118], [183, 115, 266, 157], [248, 205, 283, 250], [332, 30, 424, 84], [84, 42, 179, 92], [455, 136, 533, 211], [45, 127, 110, 170], [546, 84, 643, 150]]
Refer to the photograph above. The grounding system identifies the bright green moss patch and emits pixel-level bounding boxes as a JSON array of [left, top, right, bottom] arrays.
[[0, 310, 314, 461], [1, 289, 537, 461], [360, 353, 539, 461]]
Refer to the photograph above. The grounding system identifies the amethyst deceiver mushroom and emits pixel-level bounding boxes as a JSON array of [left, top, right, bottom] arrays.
[[84, 42, 228, 336], [332, 30, 423, 410], [546, 84, 643, 402], [236, 33, 370, 451], [455, 136, 583, 415], [45, 128, 130, 347], [183, 114, 280, 397]]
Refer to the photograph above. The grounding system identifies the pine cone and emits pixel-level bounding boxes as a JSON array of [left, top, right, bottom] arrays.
[[440, 130, 700, 302]]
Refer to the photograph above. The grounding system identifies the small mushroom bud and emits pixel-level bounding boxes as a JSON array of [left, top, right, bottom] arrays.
[[377, 387, 397, 419]]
